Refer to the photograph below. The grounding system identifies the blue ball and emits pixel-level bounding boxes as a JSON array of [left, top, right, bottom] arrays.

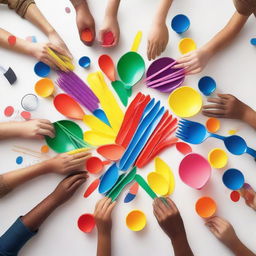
[[79, 56, 91, 68], [198, 76, 216, 96], [34, 61, 50, 77], [171, 14, 190, 34]]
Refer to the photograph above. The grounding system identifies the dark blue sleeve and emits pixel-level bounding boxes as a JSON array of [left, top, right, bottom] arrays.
[[0, 217, 37, 256]]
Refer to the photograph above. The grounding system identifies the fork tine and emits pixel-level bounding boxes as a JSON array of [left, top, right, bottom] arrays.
[[176, 134, 187, 141]]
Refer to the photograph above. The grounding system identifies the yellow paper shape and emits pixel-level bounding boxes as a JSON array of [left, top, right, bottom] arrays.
[[155, 157, 175, 195], [84, 131, 115, 146], [83, 115, 116, 138], [87, 72, 124, 133], [131, 31, 142, 52], [147, 172, 169, 196]]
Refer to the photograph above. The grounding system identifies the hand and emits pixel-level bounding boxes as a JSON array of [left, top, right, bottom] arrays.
[[99, 16, 120, 47], [174, 47, 211, 75], [147, 23, 169, 61], [240, 184, 256, 210], [153, 198, 186, 240], [94, 197, 116, 234], [29, 42, 71, 70], [45, 151, 91, 175], [203, 94, 251, 120], [75, 2, 95, 46], [205, 216, 239, 249], [50, 172, 88, 206], [47, 30, 73, 59], [18, 119, 55, 139]]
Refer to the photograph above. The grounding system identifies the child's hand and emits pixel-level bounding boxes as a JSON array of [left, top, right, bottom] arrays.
[[99, 16, 120, 47], [19, 119, 55, 139], [45, 151, 91, 175], [153, 198, 186, 240], [75, 2, 95, 46], [94, 197, 116, 234], [205, 216, 239, 249], [47, 30, 73, 59], [50, 172, 88, 206], [29, 42, 69, 71], [174, 47, 211, 75], [202, 94, 251, 120], [240, 184, 256, 210], [147, 23, 169, 61]]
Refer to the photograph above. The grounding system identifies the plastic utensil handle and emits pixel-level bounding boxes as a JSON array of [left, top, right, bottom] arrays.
[[135, 174, 157, 199], [131, 31, 142, 52], [210, 133, 226, 140], [145, 61, 177, 82], [148, 75, 185, 88], [246, 147, 256, 158]]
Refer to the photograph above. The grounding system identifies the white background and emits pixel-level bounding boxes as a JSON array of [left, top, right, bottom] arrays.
[[0, 0, 256, 255]]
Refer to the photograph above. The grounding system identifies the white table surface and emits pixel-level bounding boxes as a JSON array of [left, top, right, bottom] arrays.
[[0, 0, 256, 255]]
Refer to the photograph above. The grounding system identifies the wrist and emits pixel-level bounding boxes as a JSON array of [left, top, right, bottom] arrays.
[[98, 230, 111, 239], [41, 159, 55, 174], [241, 105, 255, 123]]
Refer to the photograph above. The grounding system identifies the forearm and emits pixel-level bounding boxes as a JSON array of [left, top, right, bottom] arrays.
[[70, 0, 87, 10], [243, 107, 256, 129], [24, 3, 55, 36], [228, 239, 255, 256], [105, 0, 120, 18], [97, 232, 111, 256], [171, 235, 194, 256], [154, 0, 173, 25], [202, 12, 248, 57], [1, 161, 51, 195], [0, 29, 32, 56], [21, 193, 59, 231]]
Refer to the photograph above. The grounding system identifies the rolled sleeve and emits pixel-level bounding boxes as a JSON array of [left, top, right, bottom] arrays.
[[0, 217, 37, 256], [1, 0, 35, 18]]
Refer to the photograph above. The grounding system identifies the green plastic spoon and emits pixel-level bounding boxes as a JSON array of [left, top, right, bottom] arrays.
[[134, 174, 157, 199]]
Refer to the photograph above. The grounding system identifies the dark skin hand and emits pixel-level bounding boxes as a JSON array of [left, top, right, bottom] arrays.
[[153, 198, 194, 256], [203, 94, 256, 129], [94, 197, 116, 256], [240, 184, 256, 211], [22, 172, 88, 231], [206, 216, 255, 256]]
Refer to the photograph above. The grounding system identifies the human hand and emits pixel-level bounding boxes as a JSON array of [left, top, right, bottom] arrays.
[[50, 171, 88, 206], [240, 184, 256, 211], [29, 42, 71, 70], [45, 151, 91, 175], [147, 23, 169, 61], [202, 94, 251, 120], [75, 2, 95, 46], [94, 197, 116, 234], [47, 30, 73, 59], [174, 47, 211, 75], [99, 16, 120, 47], [153, 198, 186, 240], [18, 119, 55, 139], [205, 216, 239, 249]]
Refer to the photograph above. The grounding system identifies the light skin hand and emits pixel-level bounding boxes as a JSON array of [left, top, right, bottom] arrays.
[[175, 12, 248, 74], [22, 172, 88, 231], [94, 197, 116, 256], [205, 216, 255, 256], [202, 94, 256, 129], [153, 198, 194, 256]]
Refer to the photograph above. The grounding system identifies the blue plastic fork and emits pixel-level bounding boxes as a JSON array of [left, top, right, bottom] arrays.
[[176, 119, 256, 158]]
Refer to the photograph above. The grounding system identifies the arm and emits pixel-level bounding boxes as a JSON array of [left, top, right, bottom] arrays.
[[0, 173, 88, 256], [94, 197, 116, 256], [0, 152, 90, 198], [99, 0, 121, 47], [202, 94, 256, 129], [206, 216, 255, 256], [70, 0, 95, 46], [175, 11, 249, 74], [153, 198, 194, 256], [147, 0, 173, 60]]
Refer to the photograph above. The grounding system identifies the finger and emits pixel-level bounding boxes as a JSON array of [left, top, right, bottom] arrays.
[[202, 109, 226, 115], [206, 223, 219, 237], [101, 197, 112, 213], [98, 30, 105, 44], [203, 104, 226, 110], [153, 209, 163, 222], [153, 199, 164, 216], [69, 177, 87, 191], [48, 43, 69, 57], [39, 123, 55, 133], [147, 41, 153, 60], [72, 151, 92, 160], [41, 57, 58, 70], [105, 201, 117, 217], [94, 198, 106, 213], [207, 98, 226, 104], [166, 198, 178, 212], [155, 197, 168, 213], [65, 172, 88, 187], [38, 128, 55, 138], [186, 68, 202, 75], [39, 119, 53, 125], [217, 93, 230, 100]]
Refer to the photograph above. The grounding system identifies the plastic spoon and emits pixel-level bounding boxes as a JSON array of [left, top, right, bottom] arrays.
[[84, 178, 100, 198], [86, 157, 111, 174], [97, 144, 125, 161]]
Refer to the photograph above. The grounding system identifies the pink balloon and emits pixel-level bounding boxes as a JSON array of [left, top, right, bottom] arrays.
[[179, 153, 211, 189]]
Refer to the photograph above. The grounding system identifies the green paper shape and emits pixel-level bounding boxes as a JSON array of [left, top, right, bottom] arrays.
[[45, 120, 84, 153], [111, 80, 129, 106], [108, 167, 137, 201], [135, 174, 157, 199]]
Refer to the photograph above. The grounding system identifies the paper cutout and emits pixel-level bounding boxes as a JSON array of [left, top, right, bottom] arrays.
[[81, 29, 93, 43], [195, 197, 217, 218], [65, 7, 71, 13], [222, 169, 244, 190], [198, 76, 216, 96], [35, 78, 54, 97], [79, 56, 91, 68], [34, 62, 50, 77], [179, 38, 197, 54], [21, 94, 39, 111], [97, 144, 125, 161], [126, 210, 146, 231], [77, 214, 95, 233], [21, 111, 31, 120], [206, 118, 220, 133], [168, 86, 202, 118], [102, 31, 114, 46], [40, 145, 49, 153], [86, 157, 110, 174], [208, 148, 228, 169], [176, 142, 192, 155], [16, 156, 23, 165], [8, 35, 16, 46], [4, 106, 14, 117], [171, 14, 190, 34], [230, 191, 240, 202]]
